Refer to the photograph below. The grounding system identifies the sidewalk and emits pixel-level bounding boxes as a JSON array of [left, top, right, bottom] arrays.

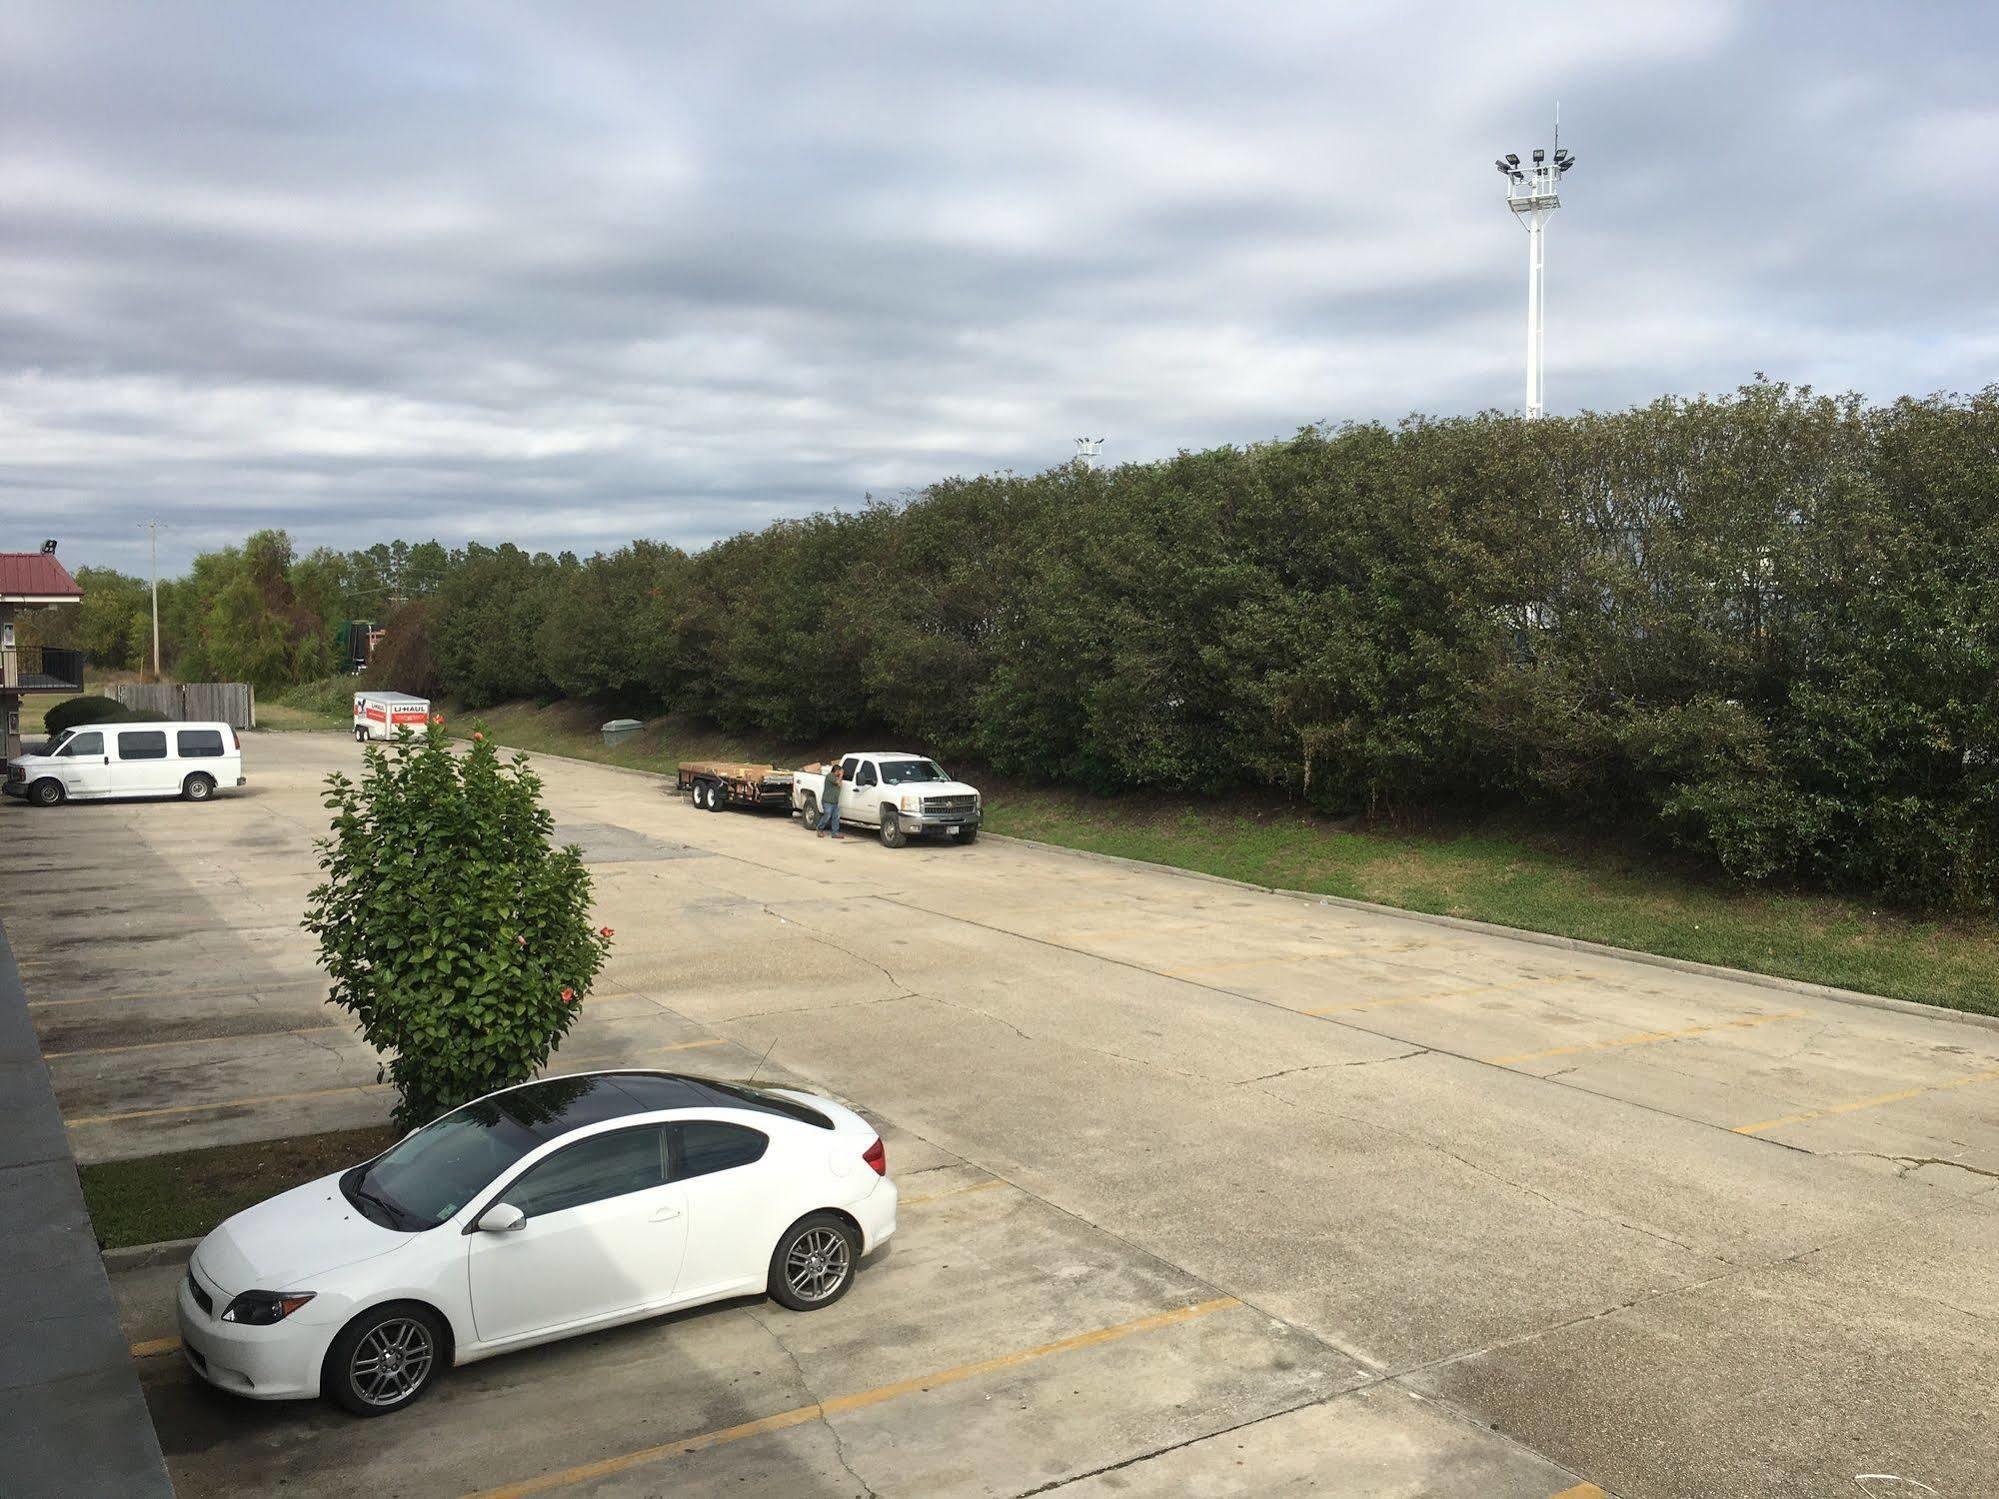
[[0, 914, 171, 1497]]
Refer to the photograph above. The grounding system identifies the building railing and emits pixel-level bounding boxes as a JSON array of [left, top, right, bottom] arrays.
[[2, 645, 85, 692]]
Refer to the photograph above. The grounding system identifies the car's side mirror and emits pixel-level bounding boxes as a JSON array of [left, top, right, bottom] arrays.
[[476, 1202, 526, 1233]]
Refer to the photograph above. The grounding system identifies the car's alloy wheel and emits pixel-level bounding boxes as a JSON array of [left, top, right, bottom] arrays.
[[326, 1305, 443, 1416], [768, 1212, 858, 1311]]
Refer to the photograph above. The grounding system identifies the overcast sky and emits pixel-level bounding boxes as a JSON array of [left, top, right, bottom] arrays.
[[7, 2, 1995, 575]]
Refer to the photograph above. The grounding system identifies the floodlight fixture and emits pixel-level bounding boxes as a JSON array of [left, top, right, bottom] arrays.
[[1074, 436, 1105, 470], [1496, 105, 1575, 420]]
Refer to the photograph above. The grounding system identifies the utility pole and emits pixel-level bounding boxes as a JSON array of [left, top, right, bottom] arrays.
[[1073, 437, 1105, 471], [1493, 110, 1576, 419], [143, 518, 162, 679]]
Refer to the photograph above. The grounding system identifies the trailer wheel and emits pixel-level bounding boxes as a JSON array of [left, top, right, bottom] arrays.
[[799, 793, 819, 831], [693, 780, 711, 810], [706, 780, 727, 811]]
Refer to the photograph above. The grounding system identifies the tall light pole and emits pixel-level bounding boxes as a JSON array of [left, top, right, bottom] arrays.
[[1494, 123, 1575, 419], [1073, 436, 1105, 470]]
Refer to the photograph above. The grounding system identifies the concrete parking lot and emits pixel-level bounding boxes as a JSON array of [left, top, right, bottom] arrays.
[[9, 730, 1998, 1496]]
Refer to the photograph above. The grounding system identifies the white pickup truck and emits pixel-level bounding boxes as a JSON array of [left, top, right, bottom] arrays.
[[791, 752, 982, 847]]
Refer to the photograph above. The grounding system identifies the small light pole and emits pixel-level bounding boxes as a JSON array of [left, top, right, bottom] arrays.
[[1073, 437, 1105, 470], [1494, 117, 1576, 419]]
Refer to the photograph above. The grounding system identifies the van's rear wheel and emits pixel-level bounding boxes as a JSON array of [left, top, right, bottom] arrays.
[[28, 778, 65, 808], [182, 773, 216, 802]]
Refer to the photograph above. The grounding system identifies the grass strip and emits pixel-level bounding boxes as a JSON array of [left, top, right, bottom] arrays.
[[81, 1124, 399, 1250]]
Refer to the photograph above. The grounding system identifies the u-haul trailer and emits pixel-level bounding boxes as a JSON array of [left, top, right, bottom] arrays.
[[353, 691, 431, 742]]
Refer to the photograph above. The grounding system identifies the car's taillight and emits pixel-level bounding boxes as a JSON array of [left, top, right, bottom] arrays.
[[228, 725, 240, 749], [862, 1136, 886, 1176]]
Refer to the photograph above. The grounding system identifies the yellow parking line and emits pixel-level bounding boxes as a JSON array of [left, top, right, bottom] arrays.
[[64, 1039, 730, 1127], [28, 982, 328, 1010], [1485, 1010, 1806, 1066], [1734, 1066, 1999, 1136], [42, 994, 661, 1059], [44, 1025, 347, 1061], [129, 1337, 181, 1359], [1306, 973, 1584, 1017], [465, 1295, 1241, 1498], [900, 1178, 1008, 1207], [29, 985, 655, 1013], [1549, 1485, 1607, 1499]]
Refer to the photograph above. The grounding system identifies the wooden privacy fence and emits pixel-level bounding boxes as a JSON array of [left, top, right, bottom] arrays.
[[111, 681, 256, 729]]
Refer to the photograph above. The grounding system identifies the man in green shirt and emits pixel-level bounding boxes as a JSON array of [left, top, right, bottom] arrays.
[[817, 762, 845, 838]]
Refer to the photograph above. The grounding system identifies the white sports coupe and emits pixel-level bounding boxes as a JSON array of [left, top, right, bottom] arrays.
[[176, 1070, 898, 1415]]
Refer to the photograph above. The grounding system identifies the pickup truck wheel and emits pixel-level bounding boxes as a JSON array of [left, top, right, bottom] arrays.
[[956, 825, 979, 844], [799, 793, 819, 830], [878, 810, 908, 849]]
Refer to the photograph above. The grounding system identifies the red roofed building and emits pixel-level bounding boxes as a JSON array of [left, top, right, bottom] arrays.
[[2, 546, 85, 764], [0, 551, 83, 604]]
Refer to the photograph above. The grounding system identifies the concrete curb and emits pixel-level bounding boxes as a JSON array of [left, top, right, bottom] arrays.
[[461, 738, 1999, 1037], [101, 1236, 201, 1273], [978, 833, 1999, 1037]]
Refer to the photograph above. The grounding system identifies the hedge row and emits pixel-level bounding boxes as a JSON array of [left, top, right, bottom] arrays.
[[400, 382, 1997, 910]]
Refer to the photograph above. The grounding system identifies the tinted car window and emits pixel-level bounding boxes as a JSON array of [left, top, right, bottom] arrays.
[[117, 730, 168, 760], [60, 731, 104, 758], [840, 757, 861, 780], [504, 1126, 668, 1218], [177, 729, 225, 757], [673, 1121, 768, 1180], [856, 763, 878, 787], [356, 1114, 543, 1229]]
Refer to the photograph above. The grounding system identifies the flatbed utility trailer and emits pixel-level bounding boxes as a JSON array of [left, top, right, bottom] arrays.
[[677, 760, 794, 813]]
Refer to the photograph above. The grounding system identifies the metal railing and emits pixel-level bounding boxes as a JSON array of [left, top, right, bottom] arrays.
[[2, 645, 85, 692]]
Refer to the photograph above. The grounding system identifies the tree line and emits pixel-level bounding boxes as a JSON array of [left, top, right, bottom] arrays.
[[47, 382, 1999, 910]]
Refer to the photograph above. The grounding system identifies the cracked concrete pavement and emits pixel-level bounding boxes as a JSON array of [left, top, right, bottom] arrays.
[[12, 731, 1999, 1497]]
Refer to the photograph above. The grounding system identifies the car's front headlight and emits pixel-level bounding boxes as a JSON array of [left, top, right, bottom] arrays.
[[220, 1291, 316, 1325], [901, 793, 916, 810]]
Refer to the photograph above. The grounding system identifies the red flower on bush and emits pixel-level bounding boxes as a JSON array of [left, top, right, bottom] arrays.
[[431, 713, 445, 725], [598, 926, 615, 939], [473, 731, 484, 741], [561, 986, 576, 1005]]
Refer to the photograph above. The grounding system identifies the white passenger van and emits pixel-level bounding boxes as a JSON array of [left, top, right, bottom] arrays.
[[352, 690, 431, 741], [3, 721, 245, 807]]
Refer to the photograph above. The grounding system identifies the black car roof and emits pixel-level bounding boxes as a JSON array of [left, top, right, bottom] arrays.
[[473, 1071, 833, 1142]]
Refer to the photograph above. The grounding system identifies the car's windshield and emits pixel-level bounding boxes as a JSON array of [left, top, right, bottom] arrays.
[[879, 758, 948, 785], [45, 729, 74, 756], [346, 1105, 544, 1231]]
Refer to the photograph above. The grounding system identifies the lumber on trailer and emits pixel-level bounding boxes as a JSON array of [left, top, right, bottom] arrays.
[[677, 760, 794, 788]]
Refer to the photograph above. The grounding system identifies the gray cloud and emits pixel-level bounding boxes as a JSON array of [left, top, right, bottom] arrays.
[[3, 0, 1994, 574]]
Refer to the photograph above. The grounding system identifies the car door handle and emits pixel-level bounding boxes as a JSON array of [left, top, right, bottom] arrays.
[[651, 1205, 681, 1222]]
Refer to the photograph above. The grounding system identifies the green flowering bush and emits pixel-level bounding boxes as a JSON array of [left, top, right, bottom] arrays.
[[303, 719, 612, 1127]]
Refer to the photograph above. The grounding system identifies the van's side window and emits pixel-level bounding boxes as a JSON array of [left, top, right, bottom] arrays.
[[59, 731, 104, 758], [177, 729, 225, 758], [117, 730, 169, 761]]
